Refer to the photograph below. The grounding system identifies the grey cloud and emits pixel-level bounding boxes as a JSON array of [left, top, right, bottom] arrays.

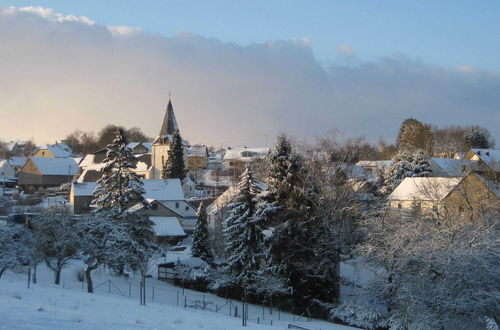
[[0, 7, 498, 147]]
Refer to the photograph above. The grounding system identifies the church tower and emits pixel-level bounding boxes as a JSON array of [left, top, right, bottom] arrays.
[[151, 99, 179, 179]]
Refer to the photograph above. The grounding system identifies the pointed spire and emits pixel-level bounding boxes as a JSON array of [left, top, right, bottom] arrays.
[[158, 98, 179, 137]]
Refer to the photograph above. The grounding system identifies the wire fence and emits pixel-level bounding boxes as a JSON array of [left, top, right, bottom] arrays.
[[15, 268, 320, 329]]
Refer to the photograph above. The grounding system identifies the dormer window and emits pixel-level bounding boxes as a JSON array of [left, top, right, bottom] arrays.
[[175, 202, 179, 208]]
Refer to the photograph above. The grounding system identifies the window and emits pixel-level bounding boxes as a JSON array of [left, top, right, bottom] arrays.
[[185, 206, 189, 211], [175, 202, 179, 209], [397, 203, 402, 209], [229, 161, 234, 166]]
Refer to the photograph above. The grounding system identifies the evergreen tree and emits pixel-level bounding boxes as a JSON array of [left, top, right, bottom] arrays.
[[90, 128, 157, 275], [223, 167, 263, 283], [162, 129, 186, 181], [464, 126, 494, 149], [396, 118, 433, 153], [380, 149, 433, 194], [92, 128, 146, 214], [192, 203, 213, 263]]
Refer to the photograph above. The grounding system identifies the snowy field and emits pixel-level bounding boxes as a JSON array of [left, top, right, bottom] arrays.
[[0, 260, 356, 330]]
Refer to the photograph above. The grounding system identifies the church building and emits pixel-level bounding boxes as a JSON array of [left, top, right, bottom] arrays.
[[151, 99, 180, 179]]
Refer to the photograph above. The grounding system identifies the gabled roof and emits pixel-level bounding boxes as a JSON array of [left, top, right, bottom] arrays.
[[7, 157, 26, 167], [388, 177, 461, 201], [38, 143, 72, 157], [30, 157, 79, 176], [470, 148, 500, 171], [127, 142, 152, 153], [150, 217, 186, 237], [0, 160, 16, 179], [429, 158, 478, 177], [187, 145, 208, 157]]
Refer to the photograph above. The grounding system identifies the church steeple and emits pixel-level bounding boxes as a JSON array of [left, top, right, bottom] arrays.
[[158, 99, 179, 137]]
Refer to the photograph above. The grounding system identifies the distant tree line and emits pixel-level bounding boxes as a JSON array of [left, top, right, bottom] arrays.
[[64, 125, 152, 155]]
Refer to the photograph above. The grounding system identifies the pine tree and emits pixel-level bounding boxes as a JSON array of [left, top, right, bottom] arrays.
[[90, 128, 157, 275], [92, 128, 146, 214], [162, 129, 186, 181], [464, 126, 494, 149], [380, 149, 432, 193], [223, 167, 263, 283], [192, 203, 213, 263]]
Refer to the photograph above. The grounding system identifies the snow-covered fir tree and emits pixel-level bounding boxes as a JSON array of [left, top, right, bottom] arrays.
[[92, 128, 146, 214], [192, 202, 213, 263], [162, 129, 186, 181], [90, 128, 158, 275], [223, 166, 263, 283], [464, 126, 494, 149], [396, 118, 433, 153], [380, 149, 432, 194], [0, 223, 31, 279]]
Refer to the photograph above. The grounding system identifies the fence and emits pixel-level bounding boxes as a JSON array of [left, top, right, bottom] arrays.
[[16, 268, 320, 329]]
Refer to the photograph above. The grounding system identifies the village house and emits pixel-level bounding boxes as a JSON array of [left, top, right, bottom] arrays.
[[127, 142, 152, 154], [186, 145, 209, 169], [0, 160, 17, 187], [76, 150, 152, 181], [388, 172, 500, 219], [7, 157, 27, 176], [126, 199, 188, 244], [222, 147, 270, 171], [462, 148, 500, 181], [427, 157, 478, 177], [18, 157, 79, 191], [3, 141, 32, 158], [32, 142, 74, 158]]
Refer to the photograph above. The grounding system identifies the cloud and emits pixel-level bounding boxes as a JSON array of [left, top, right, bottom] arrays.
[[0, 7, 499, 147], [337, 44, 355, 58], [107, 25, 142, 37]]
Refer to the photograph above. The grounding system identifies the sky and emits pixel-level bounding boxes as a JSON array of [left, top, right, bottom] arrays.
[[0, 1, 499, 147]]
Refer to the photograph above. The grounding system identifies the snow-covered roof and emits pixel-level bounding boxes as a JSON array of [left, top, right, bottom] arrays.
[[150, 217, 186, 237], [430, 158, 477, 177], [187, 145, 208, 157], [72, 179, 184, 200], [38, 144, 73, 158], [31, 157, 79, 176], [160, 200, 197, 218], [223, 148, 270, 161], [0, 160, 16, 179], [7, 157, 26, 167], [127, 142, 152, 153], [470, 148, 500, 171], [355, 160, 393, 168], [388, 177, 461, 201]]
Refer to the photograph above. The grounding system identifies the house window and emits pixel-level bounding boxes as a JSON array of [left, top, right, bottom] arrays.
[[229, 161, 234, 166], [397, 203, 402, 209], [175, 202, 179, 208], [185, 206, 189, 211]]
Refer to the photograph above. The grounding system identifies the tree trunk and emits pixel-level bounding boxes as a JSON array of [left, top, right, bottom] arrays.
[[85, 268, 94, 293], [55, 268, 61, 285], [33, 264, 37, 284]]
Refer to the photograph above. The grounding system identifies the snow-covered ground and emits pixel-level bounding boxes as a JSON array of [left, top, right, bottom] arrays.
[[0, 259, 356, 330]]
